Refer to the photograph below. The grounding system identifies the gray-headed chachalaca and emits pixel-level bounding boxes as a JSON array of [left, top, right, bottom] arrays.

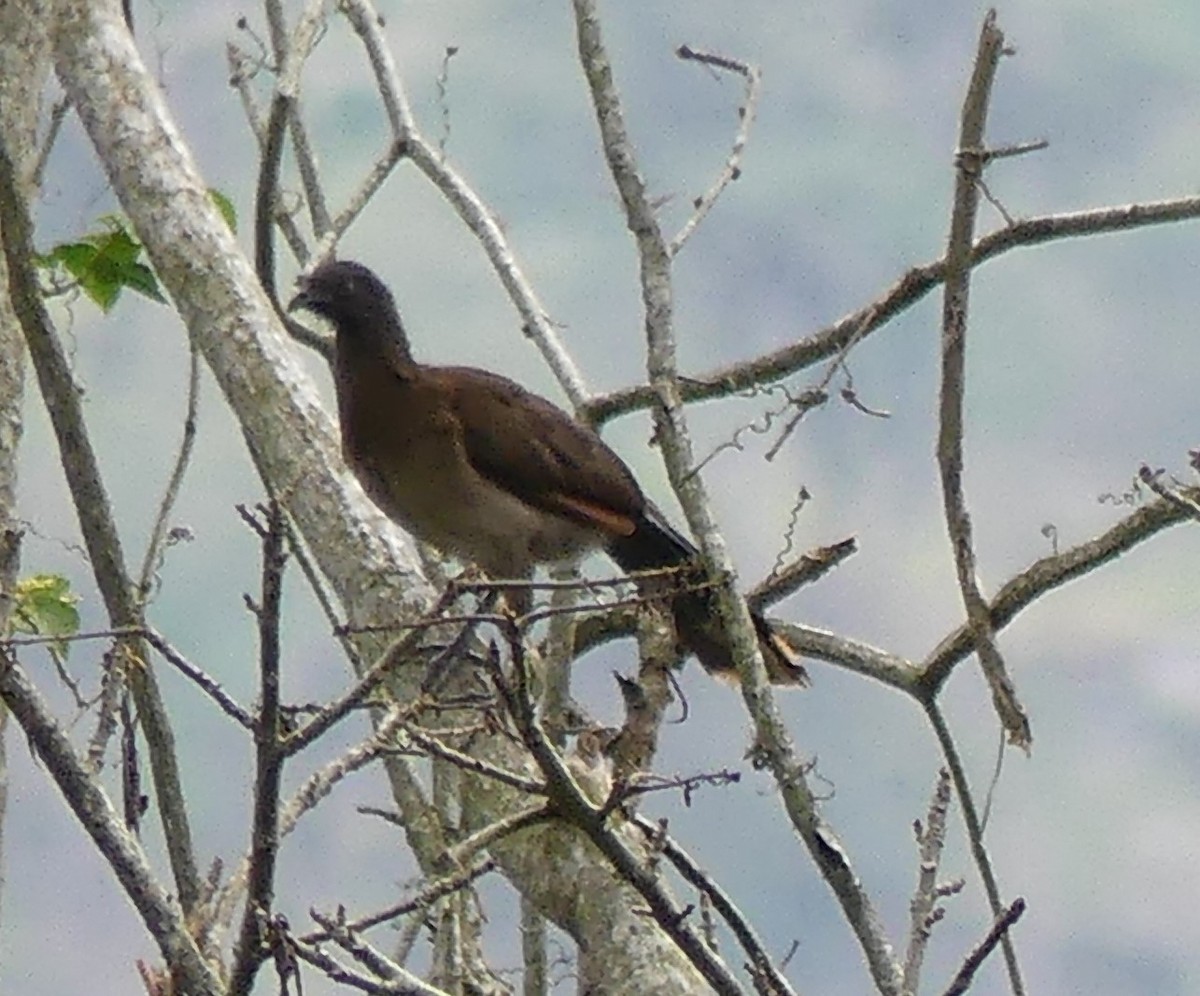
[[290, 258, 806, 685]]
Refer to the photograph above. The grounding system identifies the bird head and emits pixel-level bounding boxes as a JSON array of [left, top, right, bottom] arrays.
[[289, 258, 400, 335]]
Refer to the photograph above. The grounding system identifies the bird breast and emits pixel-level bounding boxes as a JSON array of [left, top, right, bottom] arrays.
[[340, 375, 604, 578]]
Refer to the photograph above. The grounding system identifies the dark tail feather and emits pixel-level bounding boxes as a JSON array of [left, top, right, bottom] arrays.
[[607, 508, 809, 686]]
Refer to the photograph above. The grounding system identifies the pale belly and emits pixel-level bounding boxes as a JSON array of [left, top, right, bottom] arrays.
[[347, 444, 602, 578]]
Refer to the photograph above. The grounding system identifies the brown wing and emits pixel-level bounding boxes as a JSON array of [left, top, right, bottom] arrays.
[[432, 366, 644, 538]]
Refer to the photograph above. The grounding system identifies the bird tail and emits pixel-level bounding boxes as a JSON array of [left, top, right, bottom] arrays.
[[607, 507, 808, 686]]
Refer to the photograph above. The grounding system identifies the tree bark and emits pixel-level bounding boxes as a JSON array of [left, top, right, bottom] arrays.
[[0, 0, 49, 936]]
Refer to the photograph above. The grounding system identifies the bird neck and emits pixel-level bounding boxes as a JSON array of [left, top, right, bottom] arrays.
[[336, 309, 415, 369], [333, 310, 418, 448]]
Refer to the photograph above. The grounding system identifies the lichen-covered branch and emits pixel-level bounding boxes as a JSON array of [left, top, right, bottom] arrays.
[[0, 102, 201, 915]]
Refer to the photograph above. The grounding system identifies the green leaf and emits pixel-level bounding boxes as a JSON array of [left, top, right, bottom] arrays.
[[50, 239, 117, 310], [120, 262, 166, 302], [209, 188, 238, 232], [10, 574, 81, 657], [40, 219, 166, 310]]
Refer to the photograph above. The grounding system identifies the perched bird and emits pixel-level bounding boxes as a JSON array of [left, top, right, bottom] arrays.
[[290, 258, 807, 685]]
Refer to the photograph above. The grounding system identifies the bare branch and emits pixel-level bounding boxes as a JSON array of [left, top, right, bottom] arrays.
[[228, 503, 290, 996], [903, 769, 955, 992], [0, 124, 202, 914], [569, 0, 771, 696], [445, 805, 547, 867], [584, 194, 1200, 426], [632, 815, 799, 996], [572, 5, 903, 990], [0, 652, 221, 995], [924, 701, 1024, 996], [747, 537, 857, 611], [397, 725, 545, 796], [291, 928, 452, 996], [939, 898, 1027, 996], [921, 491, 1198, 691], [226, 41, 310, 264], [143, 627, 254, 730], [255, 89, 333, 359], [303, 855, 501, 941], [338, 0, 594, 413], [310, 908, 452, 996], [1, 625, 142, 648], [937, 11, 1030, 749]]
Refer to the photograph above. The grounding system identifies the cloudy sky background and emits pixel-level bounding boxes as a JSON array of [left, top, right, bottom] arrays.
[[4, 1, 1199, 993]]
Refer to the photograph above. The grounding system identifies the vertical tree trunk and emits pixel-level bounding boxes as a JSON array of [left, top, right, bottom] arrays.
[[0, 0, 50, 936]]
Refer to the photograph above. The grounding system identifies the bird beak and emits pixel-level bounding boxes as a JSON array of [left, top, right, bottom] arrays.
[[286, 283, 312, 314]]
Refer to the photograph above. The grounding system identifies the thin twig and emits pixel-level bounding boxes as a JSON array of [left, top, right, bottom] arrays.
[[143, 627, 254, 729], [924, 700, 1024, 996], [283, 586, 463, 757], [435, 45, 458, 161], [979, 730, 1006, 833], [31, 95, 71, 192], [1138, 464, 1200, 520], [119, 691, 141, 832], [395, 725, 544, 795], [1, 624, 143, 647], [289, 105, 330, 236], [228, 503, 290, 996], [631, 815, 798, 996], [939, 899, 1027, 996], [310, 909, 449, 996], [747, 537, 857, 611], [302, 856, 501, 942], [137, 342, 201, 604], [212, 703, 411, 932], [983, 139, 1048, 161], [604, 613, 677, 789], [226, 42, 310, 264], [670, 45, 762, 256], [290, 932, 450, 995], [903, 769, 954, 992], [262, 0, 331, 237], [400, 724, 542, 796], [444, 803, 549, 866], [690, 385, 827, 478], [279, 510, 354, 652], [85, 645, 127, 773], [255, 88, 332, 360]]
